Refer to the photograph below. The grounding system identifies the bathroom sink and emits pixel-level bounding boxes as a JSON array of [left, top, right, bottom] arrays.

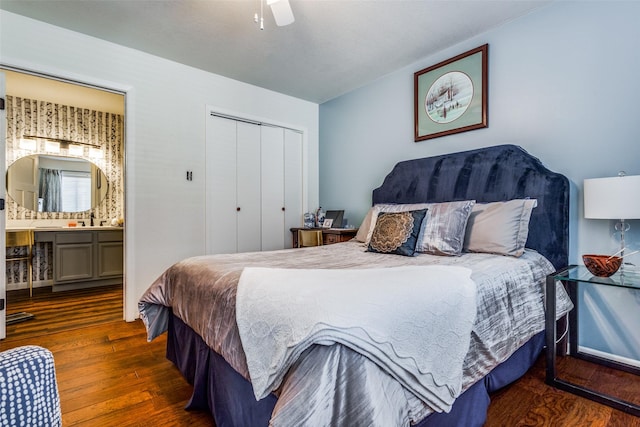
[[63, 225, 122, 230]]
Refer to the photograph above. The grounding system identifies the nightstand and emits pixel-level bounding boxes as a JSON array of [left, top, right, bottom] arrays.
[[290, 227, 358, 248], [545, 265, 640, 416]]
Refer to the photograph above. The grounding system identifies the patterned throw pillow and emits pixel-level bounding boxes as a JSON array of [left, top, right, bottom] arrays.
[[360, 203, 431, 244], [367, 209, 427, 257]]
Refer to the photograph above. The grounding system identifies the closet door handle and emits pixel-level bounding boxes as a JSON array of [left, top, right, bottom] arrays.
[[237, 207, 241, 212], [282, 207, 286, 211]]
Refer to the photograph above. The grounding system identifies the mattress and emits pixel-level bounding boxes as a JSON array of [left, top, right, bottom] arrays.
[[139, 241, 573, 426]]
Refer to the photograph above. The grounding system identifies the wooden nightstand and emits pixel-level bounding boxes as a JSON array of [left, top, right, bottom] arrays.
[[290, 227, 358, 248]]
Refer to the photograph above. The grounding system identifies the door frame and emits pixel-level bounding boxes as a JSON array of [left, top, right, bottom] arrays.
[[1, 71, 7, 339], [0, 64, 131, 328]]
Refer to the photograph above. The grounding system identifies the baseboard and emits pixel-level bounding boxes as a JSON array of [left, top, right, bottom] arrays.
[[6, 280, 53, 292], [578, 345, 640, 369]]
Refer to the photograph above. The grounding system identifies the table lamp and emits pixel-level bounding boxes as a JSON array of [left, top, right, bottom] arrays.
[[583, 172, 640, 267]]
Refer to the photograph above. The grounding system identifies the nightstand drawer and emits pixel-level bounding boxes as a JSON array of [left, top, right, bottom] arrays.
[[290, 228, 358, 248], [324, 233, 340, 244]]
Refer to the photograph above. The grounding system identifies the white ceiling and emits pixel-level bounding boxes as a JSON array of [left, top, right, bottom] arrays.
[[0, 0, 551, 104]]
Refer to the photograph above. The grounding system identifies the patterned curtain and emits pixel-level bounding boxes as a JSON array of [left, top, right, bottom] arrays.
[[39, 168, 62, 212]]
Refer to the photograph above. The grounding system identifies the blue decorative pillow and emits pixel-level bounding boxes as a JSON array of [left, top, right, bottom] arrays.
[[367, 209, 427, 256]]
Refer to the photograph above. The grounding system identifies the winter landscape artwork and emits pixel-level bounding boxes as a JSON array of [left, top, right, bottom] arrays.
[[415, 44, 488, 141]]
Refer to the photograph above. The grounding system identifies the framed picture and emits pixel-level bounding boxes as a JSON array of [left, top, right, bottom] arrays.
[[324, 210, 344, 228], [322, 218, 333, 229], [414, 44, 488, 141]]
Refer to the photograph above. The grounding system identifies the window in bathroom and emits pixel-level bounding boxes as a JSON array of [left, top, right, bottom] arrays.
[[61, 170, 91, 212]]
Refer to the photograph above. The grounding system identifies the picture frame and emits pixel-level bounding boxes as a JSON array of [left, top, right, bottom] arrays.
[[324, 210, 344, 228], [322, 218, 333, 229], [414, 44, 488, 141]]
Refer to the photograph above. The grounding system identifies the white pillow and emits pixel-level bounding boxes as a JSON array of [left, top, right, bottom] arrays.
[[463, 199, 538, 257], [354, 207, 376, 242]]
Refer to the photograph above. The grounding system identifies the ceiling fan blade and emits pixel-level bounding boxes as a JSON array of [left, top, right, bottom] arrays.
[[267, 0, 295, 26]]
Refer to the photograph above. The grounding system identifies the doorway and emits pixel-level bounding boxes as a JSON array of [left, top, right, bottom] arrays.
[[2, 68, 126, 338]]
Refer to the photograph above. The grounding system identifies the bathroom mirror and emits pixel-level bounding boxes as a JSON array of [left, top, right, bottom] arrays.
[[6, 154, 108, 213]]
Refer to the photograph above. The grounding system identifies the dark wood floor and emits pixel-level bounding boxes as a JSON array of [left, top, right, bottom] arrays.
[[1, 285, 214, 426], [1, 286, 638, 426], [4, 285, 124, 340]]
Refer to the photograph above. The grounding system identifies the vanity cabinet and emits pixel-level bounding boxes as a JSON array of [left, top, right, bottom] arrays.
[[34, 229, 123, 291], [97, 231, 124, 278], [55, 231, 94, 282]]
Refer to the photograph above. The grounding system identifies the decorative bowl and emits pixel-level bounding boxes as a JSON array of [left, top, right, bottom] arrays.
[[582, 254, 622, 277]]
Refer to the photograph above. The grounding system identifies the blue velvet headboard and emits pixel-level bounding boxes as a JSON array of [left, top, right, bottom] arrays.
[[372, 144, 569, 270]]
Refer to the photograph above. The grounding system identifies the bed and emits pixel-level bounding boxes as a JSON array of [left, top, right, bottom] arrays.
[[139, 144, 573, 426]]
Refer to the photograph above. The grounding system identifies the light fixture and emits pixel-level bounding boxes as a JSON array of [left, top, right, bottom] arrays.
[[268, 0, 295, 26], [254, 0, 294, 30], [19, 138, 37, 151], [21, 134, 105, 161], [68, 144, 84, 156], [22, 135, 102, 149], [584, 172, 640, 265], [88, 147, 104, 159], [44, 140, 60, 153]]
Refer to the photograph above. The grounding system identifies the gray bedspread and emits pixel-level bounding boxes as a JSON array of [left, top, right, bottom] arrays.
[[138, 241, 573, 426]]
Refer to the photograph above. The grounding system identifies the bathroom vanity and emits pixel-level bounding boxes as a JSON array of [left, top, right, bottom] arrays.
[[8, 226, 123, 292]]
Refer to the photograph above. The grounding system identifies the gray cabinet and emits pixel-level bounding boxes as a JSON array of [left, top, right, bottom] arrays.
[[38, 229, 123, 291], [97, 231, 124, 278], [55, 231, 94, 282]]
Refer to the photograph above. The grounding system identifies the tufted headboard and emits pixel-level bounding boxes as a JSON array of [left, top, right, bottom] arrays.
[[372, 144, 569, 270]]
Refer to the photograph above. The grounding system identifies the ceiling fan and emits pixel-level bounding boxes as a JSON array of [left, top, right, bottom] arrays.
[[255, 0, 295, 30]]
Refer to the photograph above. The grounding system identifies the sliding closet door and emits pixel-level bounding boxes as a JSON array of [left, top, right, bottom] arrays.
[[261, 126, 303, 250], [206, 111, 304, 254], [206, 116, 262, 254], [206, 115, 237, 254], [260, 126, 285, 251], [236, 122, 261, 253], [283, 129, 303, 249]]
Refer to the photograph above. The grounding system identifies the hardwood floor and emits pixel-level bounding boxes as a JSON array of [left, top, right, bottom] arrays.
[[1, 286, 638, 426], [1, 285, 214, 426], [488, 356, 640, 427], [5, 285, 123, 340]]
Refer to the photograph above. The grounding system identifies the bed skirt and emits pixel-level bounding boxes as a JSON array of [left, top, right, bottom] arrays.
[[167, 313, 545, 427]]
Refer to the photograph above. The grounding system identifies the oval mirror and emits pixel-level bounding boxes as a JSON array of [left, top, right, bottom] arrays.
[[7, 154, 108, 213]]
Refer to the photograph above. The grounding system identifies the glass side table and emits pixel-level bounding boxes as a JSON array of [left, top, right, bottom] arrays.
[[545, 265, 640, 416]]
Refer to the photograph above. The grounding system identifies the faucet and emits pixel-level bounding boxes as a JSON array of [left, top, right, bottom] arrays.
[[78, 220, 85, 227], [100, 220, 108, 226], [90, 212, 95, 227]]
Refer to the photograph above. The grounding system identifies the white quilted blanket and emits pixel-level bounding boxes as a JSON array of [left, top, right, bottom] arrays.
[[236, 265, 476, 413]]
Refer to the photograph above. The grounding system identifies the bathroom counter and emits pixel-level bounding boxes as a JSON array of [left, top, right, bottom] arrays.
[[7, 225, 123, 232]]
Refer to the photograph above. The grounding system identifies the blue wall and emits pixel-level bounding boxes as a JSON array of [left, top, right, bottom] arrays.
[[320, 2, 640, 363]]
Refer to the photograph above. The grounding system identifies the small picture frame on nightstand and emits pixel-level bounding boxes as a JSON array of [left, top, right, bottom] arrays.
[[322, 219, 333, 228], [324, 210, 344, 228]]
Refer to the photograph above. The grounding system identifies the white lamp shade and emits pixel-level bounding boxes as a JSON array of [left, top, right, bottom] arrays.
[[584, 175, 640, 219]]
